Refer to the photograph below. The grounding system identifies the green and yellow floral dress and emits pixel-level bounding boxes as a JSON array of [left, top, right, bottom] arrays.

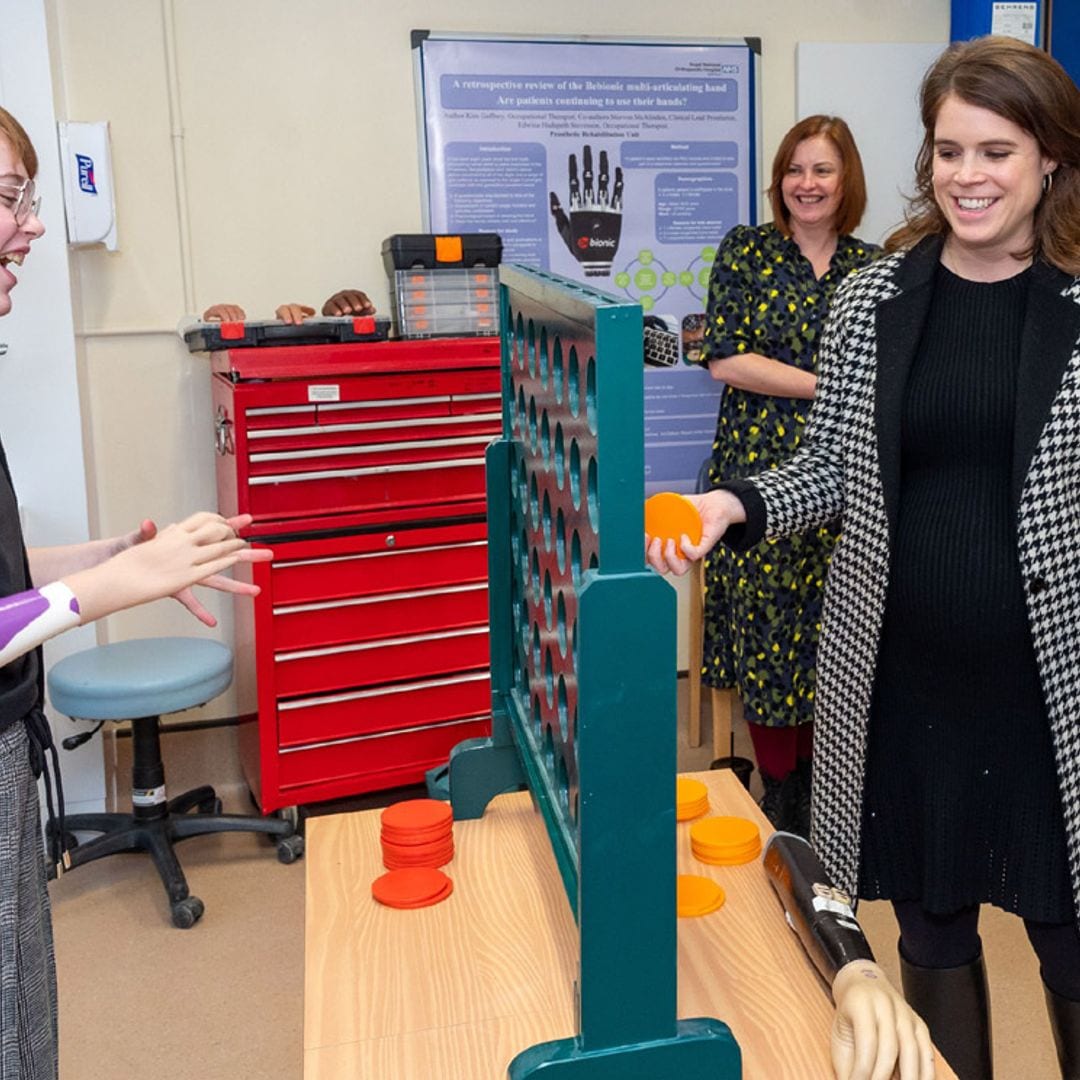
[[700, 222, 879, 727]]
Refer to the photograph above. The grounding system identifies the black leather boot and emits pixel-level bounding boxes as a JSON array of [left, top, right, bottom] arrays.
[[899, 942, 993, 1080], [790, 757, 812, 839], [1044, 981, 1080, 1079], [758, 772, 796, 830]]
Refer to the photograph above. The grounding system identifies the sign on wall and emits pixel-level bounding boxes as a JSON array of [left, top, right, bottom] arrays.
[[414, 33, 760, 492]]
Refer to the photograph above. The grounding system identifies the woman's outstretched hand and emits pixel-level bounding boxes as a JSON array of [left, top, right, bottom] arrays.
[[64, 512, 272, 627], [831, 960, 935, 1080], [645, 489, 746, 575]]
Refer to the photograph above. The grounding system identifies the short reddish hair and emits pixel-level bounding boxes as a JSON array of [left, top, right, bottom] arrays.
[[768, 115, 867, 237], [0, 106, 37, 178]]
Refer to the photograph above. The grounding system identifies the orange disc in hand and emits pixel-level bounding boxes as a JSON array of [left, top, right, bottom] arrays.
[[645, 493, 703, 557]]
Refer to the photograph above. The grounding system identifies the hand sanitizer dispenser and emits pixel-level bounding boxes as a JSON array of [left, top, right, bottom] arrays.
[[57, 120, 118, 250]]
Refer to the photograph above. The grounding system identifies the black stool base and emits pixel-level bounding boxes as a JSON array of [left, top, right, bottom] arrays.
[[56, 785, 303, 928]]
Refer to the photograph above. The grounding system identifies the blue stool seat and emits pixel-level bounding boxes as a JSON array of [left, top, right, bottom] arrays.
[[48, 638, 233, 720], [46, 637, 302, 929]]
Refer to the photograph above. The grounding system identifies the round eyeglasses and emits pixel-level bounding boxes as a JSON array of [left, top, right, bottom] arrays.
[[0, 177, 41, 226]]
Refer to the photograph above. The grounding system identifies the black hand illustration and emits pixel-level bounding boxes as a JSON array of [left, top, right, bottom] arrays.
[[550, 145, 624, 277]]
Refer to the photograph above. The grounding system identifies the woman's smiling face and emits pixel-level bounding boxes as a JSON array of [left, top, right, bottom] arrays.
[[0, 135, 44, 318], [932, 92, 1055, 274]]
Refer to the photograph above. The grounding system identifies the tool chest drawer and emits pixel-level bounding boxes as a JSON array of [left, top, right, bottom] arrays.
[[277, 715, 491, 795], [212, 337, 500, 812], [276, 670, 492, 748], [274, 624, 491, 698]]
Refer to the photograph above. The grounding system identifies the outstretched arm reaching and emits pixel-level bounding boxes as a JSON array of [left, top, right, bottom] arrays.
[[1, 512, 271, 666]]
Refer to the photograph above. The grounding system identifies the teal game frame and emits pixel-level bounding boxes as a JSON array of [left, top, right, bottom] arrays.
[[448, 265, 741, 1079]]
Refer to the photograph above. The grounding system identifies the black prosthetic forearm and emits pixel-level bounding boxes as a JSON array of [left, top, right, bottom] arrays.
[[763, 832, 876, 983]]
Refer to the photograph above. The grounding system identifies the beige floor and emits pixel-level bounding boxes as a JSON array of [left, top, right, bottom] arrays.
[[51, 686, 1060, 1079]]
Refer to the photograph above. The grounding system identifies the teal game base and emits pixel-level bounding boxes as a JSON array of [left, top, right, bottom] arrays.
[[447, 736, 526, 820], [509, 1018, 741, 1079]]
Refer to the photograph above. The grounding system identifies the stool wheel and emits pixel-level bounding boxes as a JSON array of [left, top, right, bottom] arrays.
[[276, 835, 305, 864], [171, 895, 205, 929], [198, 795, 224, 815]]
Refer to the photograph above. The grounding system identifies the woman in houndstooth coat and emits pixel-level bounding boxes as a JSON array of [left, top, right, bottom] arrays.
[[651, 37, 1080, 1080]]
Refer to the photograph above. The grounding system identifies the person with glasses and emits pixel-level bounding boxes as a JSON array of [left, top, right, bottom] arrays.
[[0, 104, 272, 1079]]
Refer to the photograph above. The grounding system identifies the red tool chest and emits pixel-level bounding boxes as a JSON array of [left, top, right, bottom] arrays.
[[210, 337, 500, 812]]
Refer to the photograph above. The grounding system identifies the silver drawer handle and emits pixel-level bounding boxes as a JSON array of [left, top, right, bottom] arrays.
[[278, 670, 489, 709], [248, 457, 483, 485]]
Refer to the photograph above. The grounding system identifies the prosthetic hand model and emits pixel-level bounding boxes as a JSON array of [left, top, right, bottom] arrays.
[[549, 145, 623, 277], [763, 832, 936, 1080]]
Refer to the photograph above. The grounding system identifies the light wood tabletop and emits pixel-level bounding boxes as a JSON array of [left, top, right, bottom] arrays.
[[304, 768, 956, 1080]]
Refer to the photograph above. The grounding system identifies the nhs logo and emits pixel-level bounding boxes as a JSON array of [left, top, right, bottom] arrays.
[[76, 154, 97, 195]]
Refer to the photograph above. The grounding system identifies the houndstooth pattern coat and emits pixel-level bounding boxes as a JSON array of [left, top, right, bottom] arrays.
[[731, 234, 1080, 919]]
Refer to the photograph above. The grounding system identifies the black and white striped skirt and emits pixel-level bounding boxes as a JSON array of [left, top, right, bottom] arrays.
[[0, 720, 57, 1079]]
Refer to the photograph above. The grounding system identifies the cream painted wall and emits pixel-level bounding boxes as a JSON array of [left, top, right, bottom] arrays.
[[48, 0, 950, 705]]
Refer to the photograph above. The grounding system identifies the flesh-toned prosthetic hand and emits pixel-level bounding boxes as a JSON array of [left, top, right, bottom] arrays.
[[549, 145, 623, 277], [763, 833, 935, 1080]]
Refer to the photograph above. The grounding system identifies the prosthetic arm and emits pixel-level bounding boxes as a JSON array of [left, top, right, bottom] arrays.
[[0, 581, 80, 667], [763, 832, 936, 1080]]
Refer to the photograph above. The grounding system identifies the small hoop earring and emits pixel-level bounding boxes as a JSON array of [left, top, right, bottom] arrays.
[[1043, 171, 1054, 195]]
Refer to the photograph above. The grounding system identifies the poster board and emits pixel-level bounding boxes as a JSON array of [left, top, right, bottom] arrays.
[[413, 33, 761, 492]]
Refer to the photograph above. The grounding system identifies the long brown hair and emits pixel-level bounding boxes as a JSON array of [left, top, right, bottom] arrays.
[[768, 115, 868, 237], [886, 36, 1080, 274], [0, 106, 37, 178]]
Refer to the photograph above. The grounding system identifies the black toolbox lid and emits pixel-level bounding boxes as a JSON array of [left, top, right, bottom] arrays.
[[381, 233, 502, 272], [183, 315, 390, 353]]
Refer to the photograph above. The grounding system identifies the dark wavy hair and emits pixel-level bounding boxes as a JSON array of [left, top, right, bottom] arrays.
[[0, 106, 37, 178], [885, 36, 1080, 273], [768, 115, 868, 238]]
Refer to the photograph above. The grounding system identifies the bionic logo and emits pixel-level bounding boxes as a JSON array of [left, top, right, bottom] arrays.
[[587, 237, 617, 248], [76, 154, 97, 195], [577, 236, 589, 250]]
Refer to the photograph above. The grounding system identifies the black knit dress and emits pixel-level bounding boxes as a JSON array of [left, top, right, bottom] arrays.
[[859, 264, 1074, 924]]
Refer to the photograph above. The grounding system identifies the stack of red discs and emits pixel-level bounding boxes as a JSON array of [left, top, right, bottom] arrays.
[[380, 798, 454, 870]]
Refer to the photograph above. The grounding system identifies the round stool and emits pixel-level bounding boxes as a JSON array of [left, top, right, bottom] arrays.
[[48, 637, 303, 929]]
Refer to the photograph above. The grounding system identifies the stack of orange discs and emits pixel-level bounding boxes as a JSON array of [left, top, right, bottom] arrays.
[[676, 778, 710, 821], [371, 867, 454, 909], [676, 874, 726, 917], [380, 798, 454, 870], [689, 815, 762, 866], [644, 492, 703, 558]]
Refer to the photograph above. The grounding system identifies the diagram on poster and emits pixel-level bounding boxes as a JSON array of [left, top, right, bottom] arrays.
[[415, 35, 759, 491]]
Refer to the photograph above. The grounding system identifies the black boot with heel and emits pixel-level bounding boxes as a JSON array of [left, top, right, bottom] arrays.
[[899, 942, 993, 1080], [1045, 981, 1080, 1079]]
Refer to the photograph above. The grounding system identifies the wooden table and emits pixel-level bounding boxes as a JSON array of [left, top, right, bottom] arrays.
[[304, 769, 957, 1079]]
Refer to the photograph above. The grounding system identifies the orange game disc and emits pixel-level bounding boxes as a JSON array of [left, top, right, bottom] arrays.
[[676, 874, 726, 917], [371, 867, 454, 909], [645, 492, 703, 557], [380, 799, 452, 834], [676, 778, 710, 821]]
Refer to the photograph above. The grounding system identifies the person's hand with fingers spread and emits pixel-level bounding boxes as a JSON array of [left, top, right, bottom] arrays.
[[321, 289, 375, 317], [274, 302, 316, 325], [831, 960, 935, 1080], [108, 515, 265, 627], [202, 303, 247, 322], [645, 489, 746, 575], [63, 511, 272, 626], [549, 144, 624, 277]]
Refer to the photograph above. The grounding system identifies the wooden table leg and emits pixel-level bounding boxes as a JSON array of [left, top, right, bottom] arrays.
[[688, 559, 704, 747]]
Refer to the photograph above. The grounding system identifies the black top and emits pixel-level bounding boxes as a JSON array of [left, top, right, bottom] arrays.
[[859, 264, 1073, 922], [0, 436, 39, 727]]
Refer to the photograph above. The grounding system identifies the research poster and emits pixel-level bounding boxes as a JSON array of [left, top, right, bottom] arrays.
[[416, 35, 759, 492]]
